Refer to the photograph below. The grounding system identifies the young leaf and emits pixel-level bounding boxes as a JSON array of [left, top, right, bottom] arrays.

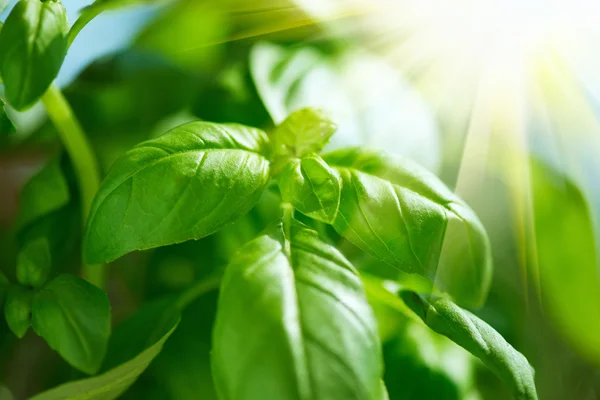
[[278, 154, 341, 224], [29, 319, 179, 400], [0, 0, 68, 110], [0, 97, 16, 135], [84, 122, 271, 264], [15, 154, 70, 234], [401, 292, 538, 400], [32, 274, 111, 375], [212, 223, 384, 400], [324, 148, 492, 308], [16, 237, 51, 288], [272, 108, 337, 158], [4, 286, 33, 339]]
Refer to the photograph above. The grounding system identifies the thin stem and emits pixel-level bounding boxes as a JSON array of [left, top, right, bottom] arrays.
[[282, 203, 294, 256], [176, 274, 223, 310], [41, 83, 104, 289]]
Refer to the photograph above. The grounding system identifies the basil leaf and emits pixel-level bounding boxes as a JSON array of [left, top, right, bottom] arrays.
[[16, 237, 51, 288], [272, 108, 337, 158], [15, 156, 70, 233], [84, 121, 271, 264], [4, 286, 33, 339], [0, 97, 16, 135], [29, 317, 179, 400], [324, 148, 492, 308], [401, 292, 538, 400], [278, 154, 341, 224], [530, 159, 600, 361], [32, 274, 111, 375], [212, 223, 384, 400], [250, 42, 440, 171], [0, 0, 68, 110]]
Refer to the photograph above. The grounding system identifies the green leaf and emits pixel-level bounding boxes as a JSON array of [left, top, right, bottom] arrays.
[[16, 237, 51, 288], [401, 292, 538, 400], [278, 154, 341, 224], [530, 159, 600, 361], [0, 0, 68, 110], [0, 97, 16, 135], [212, 223, 384, 400], [32, 274, 111, 375], [4, 286, 33, 339], [15, 154, 70, 234], [324, 148, 492, 308], [272, 108, 337, 158], [84, 121, 271, 264], [29, 316, 179, 400], [250, 42, 440, 171]]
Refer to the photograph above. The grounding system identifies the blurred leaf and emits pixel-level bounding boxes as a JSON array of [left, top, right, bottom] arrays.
[[134, 0, 228, 71], [29, 319, 179, 400], [84, 122, 271, 264], [4, 286, 33, 339], [16, 237, 51, 288], [0, 0, 68, 110], [250, 42, 440, 171], [15, 157, 70, 233], [530, 159, 600, 362], [324, 148, 492, 308], [213, 223, 384, 399], [402, 292, 538, 400], [383, 321, 478, 400], [32, 275, 111, 375], [0, 97, 16, 135]]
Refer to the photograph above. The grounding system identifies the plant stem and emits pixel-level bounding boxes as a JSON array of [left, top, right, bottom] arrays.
[[282, 203, 294, 256], [41, 83, 105, 289], [176, 274, 223, 310]]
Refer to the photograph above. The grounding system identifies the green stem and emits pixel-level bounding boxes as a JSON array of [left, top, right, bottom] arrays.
[[282, 203, 294, 256], [41, 83, 104, 289], [176, 274, 223, 310]]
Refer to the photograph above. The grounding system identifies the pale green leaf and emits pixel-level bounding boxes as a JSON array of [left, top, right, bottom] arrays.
[[272, 108, 337, 158], [32, 275, 111, 375], [402, 292, 538, 400], [278, 154, 341, 224], [84, 121, 271, 264], [212, 223, 384, 400]]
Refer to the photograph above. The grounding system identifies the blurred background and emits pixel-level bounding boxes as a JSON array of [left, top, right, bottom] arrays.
[[2, 0, 600, 398]]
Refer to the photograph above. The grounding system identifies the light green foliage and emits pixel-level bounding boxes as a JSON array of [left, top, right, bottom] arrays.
[[212, 223, 384, 400], [278, 155, 341, 224], [272, 108, 337, 158], [402, 292, 538, 400], [324, 148, 492, 308], [16, 237, 51, 288], [84, 122, 271, 264], [4, 286, 33, 338], [530, 159, 600, 361], [15, 155, 70, 234], [0, 0, 68, 110], [29, 319, 179, 400], [32, 274, 111, 375]]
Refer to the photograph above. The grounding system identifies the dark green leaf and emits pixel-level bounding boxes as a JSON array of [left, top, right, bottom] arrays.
[[278, 154, 341, 224], [32, 274, 111, 375], [324, 148, 492, 308], [0, 97, 16, 135], [212, 223, 384, 400], [16, 237, 51, 288], [0, 0, 68, 110], [272, 108, 337, 158], [4, 286, 33, 339], [84, 121, 271, 264], [401, 292, 538, 400], [29, 318, 179, 400], [15, 155, 70, 234]]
